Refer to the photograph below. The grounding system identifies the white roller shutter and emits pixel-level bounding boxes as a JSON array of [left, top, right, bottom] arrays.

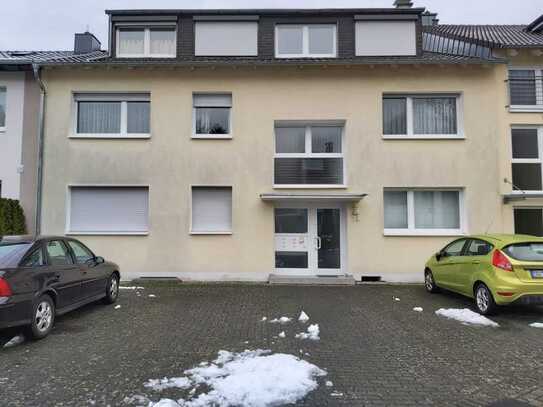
[[194, 22, 258, 56], [193, 93, 232, 107], [69, 187, 149, 233], [191, 187, 232, 233]]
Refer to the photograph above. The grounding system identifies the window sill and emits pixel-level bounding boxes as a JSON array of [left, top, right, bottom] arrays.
[[66, 231, 149, 236], [273, 185, 348, 189], [384, 230, 465, 237], [382, 135, 465, 140], [509, 106, 543, 113], [70, 134, 151, 140], [190, 231, 232, 235], [191, 134, 233, 140]]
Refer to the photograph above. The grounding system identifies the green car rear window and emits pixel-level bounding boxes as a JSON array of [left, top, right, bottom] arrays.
[[503, 242, 543, 261]]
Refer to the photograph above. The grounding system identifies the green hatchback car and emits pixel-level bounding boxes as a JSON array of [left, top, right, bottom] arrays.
[[424, 234, 543, 315]]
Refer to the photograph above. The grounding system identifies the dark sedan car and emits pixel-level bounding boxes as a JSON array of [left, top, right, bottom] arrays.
[[0, 235, 120, 339]]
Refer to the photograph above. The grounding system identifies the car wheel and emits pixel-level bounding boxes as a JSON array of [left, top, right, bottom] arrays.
[[424, 270, 439, 293], [475, 283, 497, 315], [103, 273, 119, 304], [28, 294, 55, 339]]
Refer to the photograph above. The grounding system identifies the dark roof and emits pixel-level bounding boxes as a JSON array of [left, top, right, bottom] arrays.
[[423, 24, 543, 48], [105, 8, 425, 16], [0, 50, 108, 65], [38, 52, 504, 68]]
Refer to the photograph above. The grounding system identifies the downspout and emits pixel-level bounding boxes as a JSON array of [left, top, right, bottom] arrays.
[[32, 63, 46, 235]]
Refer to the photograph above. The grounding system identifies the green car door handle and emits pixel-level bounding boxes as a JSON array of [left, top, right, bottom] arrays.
[[472, 260, 480, 264]]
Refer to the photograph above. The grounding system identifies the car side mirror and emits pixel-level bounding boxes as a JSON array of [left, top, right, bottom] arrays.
[[436, 251, 444, 261], [86, 256, 105, 266], [95, 256, 105, 265]]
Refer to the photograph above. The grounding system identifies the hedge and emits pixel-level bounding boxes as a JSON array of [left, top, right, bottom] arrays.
[[0, 198, 27, 236]]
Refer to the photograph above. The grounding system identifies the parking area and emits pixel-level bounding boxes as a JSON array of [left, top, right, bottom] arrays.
[[1, 283, 543, 406]]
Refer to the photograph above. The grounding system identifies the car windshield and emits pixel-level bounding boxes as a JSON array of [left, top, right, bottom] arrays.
[[0, 242, 32, 268], [503, 242, 543, 262]]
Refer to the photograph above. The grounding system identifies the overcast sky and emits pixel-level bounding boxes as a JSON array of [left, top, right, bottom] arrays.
[[1, 0, 541, 50]]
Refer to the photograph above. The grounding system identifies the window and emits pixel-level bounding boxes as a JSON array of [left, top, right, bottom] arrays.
[[514, 208, 543, 236], [191, 187, 232, 234], [74, 94, 150, 137], [74, 93, 150, 138], [275, 25, 336, 58], [194, 22, 258, 56], [355, 21, 416, 56], [67, 240, 94, 264], [68, 186, 149, 234], [442, 239, 468, 257], [0, 87, 5, 130], [511, 127, 543, 191], [466, 239, 493, 256], [274, 208, 309, 268], [117, 27, 176, 58], [274, 124, 344, 186], [383, 189, 463, 235], [20, 248, 45, 267], [45, 241, 74, 266], [193, 94, 232, 138], [509, 69, 543, 111], [383, 95, 461, 138]]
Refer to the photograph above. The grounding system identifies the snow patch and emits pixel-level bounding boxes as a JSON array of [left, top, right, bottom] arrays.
[[295, 324, 320, 341], [325, 381, 334, 387], [393, 297, 401, 302], [144, 377, 191, 391], [269, 316, 291, 324], [120, 286, 144, 290], [260, 317, 267, 322], [413, 307, 423, 312], [114, 305, 121, 310], [435, 308, 499, 327], [144, 349, 326, 407], [530, 322, 543, 328], [278, 331, 286, 338], [3, 335, 24, 348], [298, 311, 310, 323], [148, 294, 157, 298]]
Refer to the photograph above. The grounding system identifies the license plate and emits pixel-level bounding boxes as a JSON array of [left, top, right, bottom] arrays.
[[530, 270, 543, 279]]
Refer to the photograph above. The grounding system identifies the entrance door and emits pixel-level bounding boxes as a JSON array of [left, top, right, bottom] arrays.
[[274, 205, 344, 276]]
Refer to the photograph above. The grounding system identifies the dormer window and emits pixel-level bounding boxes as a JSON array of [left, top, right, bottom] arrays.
[[116, 26, 176, 58], [275, 25, 337, 58]]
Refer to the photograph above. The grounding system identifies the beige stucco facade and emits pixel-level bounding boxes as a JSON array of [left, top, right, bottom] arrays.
[[40, 63, 513, 282]]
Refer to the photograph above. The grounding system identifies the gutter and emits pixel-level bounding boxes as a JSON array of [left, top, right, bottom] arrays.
[[32, 63, 46, 235]]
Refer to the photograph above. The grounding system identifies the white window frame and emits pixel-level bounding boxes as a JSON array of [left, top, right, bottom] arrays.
[[508, 67, 543, 112], [511, 125, 543, 194], [71, 93, 151, 139], [116, 25, 177, 58], [382, 93, 464, 140], [273, 122, 346, 189], [275, 24, 337, 58], [192, 93, 232, 139], [0, 86, 6, 132], [190, 185, 233, 235], [383, 188, 466, 236], [65, 184, 150, 236]]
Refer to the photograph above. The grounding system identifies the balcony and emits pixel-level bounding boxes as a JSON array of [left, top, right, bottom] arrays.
[[508, 69, 543, 112]]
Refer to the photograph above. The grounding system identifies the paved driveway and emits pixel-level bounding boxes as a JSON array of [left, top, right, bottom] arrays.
[[1, 284, 542, 407]]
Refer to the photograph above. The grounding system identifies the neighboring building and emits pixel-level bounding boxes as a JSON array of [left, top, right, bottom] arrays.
[[423, 17, 543, 237], [0, 38, 105, 234], [35, 3, 542, 282]]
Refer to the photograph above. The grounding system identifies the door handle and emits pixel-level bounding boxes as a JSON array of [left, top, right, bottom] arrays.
[[316, 236, 322, 250], [472, 260, 480, 264]]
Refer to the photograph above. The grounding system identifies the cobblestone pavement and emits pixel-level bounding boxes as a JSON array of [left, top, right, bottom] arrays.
[[1, 284, 542, 407]]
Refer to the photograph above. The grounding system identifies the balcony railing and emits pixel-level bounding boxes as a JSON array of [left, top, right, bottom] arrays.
[[508, 70, 543, 111]]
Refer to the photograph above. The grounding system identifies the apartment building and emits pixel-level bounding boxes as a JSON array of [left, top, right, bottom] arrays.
[[35, 2, 542, 282]]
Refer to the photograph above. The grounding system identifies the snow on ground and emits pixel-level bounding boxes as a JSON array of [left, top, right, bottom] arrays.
[[295, 324, 320, 341], [114, 305, 121, 310], [393, 297, 401, 302], [413, 307, 423, 312], [278, 331, 286, 338], [325, 381, 334, 387], [435, 308, 499, 327], [260, 317, 267, 322], [3, 335, 24, 348], [144, 377, 191, 391], [298, 311, 310, 323], [120, 286, 145, 290], [530, 322, 543, 328], [142, 349, 326, 407], [269, 316, 291, 324], [148, 294, 157, 298]]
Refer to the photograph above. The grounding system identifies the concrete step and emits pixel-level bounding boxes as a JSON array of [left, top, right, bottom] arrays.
[[268, 274, 356, 286]]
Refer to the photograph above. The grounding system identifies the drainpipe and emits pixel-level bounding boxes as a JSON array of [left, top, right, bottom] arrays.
[[32, 63, 46, 235]]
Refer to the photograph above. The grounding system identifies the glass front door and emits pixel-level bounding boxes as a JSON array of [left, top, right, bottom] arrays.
[[274, 205, 344, 275]]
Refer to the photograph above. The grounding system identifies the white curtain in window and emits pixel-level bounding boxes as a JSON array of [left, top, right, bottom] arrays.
[[150, 29, 176, 55], [384, 191, 408, 228], [118, 29, 145, 55], [275, 127, 306, 153], [77, 102, 121, 134], [413, 97, 457, 135], [127, 102, 150, 133], [414, 191, 460, 229]]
